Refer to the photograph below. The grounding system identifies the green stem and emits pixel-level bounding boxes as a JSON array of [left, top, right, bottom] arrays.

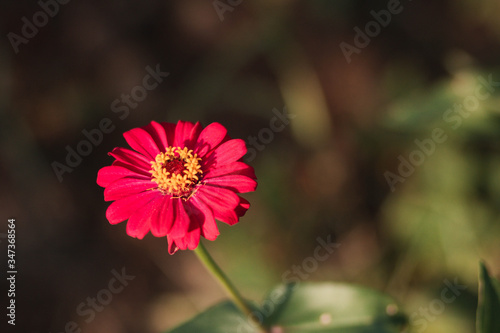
[[193, 241, 267, 332]]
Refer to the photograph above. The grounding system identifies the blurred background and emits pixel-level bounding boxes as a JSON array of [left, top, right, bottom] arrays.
[[1, 0, 500, 332]]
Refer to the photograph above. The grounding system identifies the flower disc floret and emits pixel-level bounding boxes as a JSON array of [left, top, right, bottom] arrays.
[[150, 147, 203, 197]]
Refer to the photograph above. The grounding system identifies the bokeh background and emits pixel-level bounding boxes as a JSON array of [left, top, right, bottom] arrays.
[[1, 0, 500, 332]]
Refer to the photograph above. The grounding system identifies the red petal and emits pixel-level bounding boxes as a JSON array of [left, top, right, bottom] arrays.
[[185, 227, 201, 250], [204, 175, 257, 193], [111, 161, 151, 177], [173, 120, 196, 148], [203, 139, 247, 169], [161, 122, 177, 148], [167, 199, 190, 239], [235, 196, 250, 217], [195, 122, 227, 157], [188, 122, 203, 149], [204, 162, 256, 179], [125, 196, 163, 239], [97, 165, 149, 187], [123, 127, 160, 160], [143, 121, 168, 152], [109, 147, 152, 172], [150, 195, 175, 237], [172, 225, 201, 251], [197, 186, 240, 225], [189, 197, 219, 241], [167, 236, 179, 254], [105, 190, 160, 225], [166, 200, 206, 254], [104, 177, 157, 201]]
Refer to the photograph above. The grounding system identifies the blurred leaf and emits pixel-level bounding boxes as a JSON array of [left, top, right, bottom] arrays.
[[477, 262, 500, 333], [382, 81, 454, 131], [382, 146, 484, 283], [266, 283, 407, 333], [166, 282, 407, 333], [165, 301, 249, 333]]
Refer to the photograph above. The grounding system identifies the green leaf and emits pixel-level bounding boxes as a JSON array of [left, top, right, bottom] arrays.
[[264, 283, 407, 332], [477, 262, 500, 333], [165, 282, 407, 333], [166, 301, 251, 333]]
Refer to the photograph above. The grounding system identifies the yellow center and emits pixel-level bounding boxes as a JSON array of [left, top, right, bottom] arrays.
[[150, 147, 203, 197]]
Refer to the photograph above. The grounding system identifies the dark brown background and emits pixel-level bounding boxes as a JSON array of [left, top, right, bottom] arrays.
[[1, 0, 499, 332]]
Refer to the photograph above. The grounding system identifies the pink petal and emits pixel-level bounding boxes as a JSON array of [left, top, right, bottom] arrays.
[[150, 195, 175, 237], [235, 196, 250, 218], [123, 127, 161, 160], [111, 161, 151, 177], [204, 175, 257, 193], [197, 186, 240, 225], [213, 208, 238, 225], [204, 162, 256, 179], [195, 122, 227, 157], [109, 147, 152, 172], [106, 190, 161, 225], [167, 236, 179, 254], [173, 120, 196, 148], [185, 227, 201, 250], [104, 177, 157, 201], [161, 122, 177, 148], [126, 195, 163, 239], [167, 199, 190, 239], [167, 200, 207, 251], [188, 122, 203, 149], [172, 225, 201, 251], [173, 236, 187, 250], [97, 165, 149, 187], [189, 197, 219, 241], [143, 121, 168, 152], [203, 139, 247, 169]]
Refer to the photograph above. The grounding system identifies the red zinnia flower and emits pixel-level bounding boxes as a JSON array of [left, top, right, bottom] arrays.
[[97, 120, 257, 254]]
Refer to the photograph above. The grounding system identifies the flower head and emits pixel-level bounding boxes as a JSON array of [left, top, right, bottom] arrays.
[[97, 120, 257, 254]]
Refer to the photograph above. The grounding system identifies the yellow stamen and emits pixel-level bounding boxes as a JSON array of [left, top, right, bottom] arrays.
[[150, 147, 203, 197]]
